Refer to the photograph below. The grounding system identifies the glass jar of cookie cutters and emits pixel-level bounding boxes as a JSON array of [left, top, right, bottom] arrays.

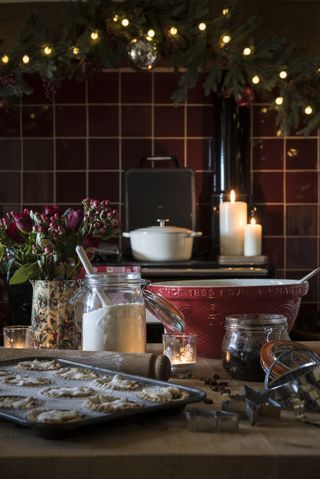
[[222, 314, 290, 381], [264, 350, 320, 413], [73, 273, 186, 353], [260, 340, 320, 379]]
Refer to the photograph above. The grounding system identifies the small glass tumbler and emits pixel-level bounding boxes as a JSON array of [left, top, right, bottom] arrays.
[[163, 333, 197, 378], [3, 325, 34, 349]]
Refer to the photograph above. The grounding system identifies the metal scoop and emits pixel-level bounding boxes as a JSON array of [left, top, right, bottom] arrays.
[[299, 267, 320, 284]]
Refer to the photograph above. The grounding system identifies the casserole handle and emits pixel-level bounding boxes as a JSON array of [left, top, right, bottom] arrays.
[[122, 232, 131, 238], [191, 231, 203, 238]]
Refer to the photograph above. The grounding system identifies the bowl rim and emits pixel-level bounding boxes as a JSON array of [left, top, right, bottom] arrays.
[[150, 278, 306, 288]]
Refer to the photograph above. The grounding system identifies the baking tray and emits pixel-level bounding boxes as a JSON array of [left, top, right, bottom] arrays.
[[0, 357, 206, 438]]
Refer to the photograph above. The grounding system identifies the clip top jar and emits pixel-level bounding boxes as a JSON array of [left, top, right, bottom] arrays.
[[222, 314, 289, 381], [81, 272, 146, 353]]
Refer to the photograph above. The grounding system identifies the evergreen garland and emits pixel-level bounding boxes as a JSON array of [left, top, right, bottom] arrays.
[[0, 0, 319, 134]]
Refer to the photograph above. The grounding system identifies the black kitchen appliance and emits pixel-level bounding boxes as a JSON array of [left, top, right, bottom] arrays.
[[125, 156, 196, 231]]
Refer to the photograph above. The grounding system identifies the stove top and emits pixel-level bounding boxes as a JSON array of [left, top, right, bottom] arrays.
[[93, 253, 274, 279]]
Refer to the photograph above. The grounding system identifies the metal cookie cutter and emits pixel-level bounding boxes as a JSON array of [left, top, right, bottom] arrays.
[[185, 409, 239, 433], [221, 387, 280, 426]]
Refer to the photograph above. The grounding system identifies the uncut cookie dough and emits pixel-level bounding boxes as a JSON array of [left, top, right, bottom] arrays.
[[93, 374, 141, 391], [138, 386, 189, 402], [41, 386, 94, 398], [84, 394, 139, 413], [27, 408, 85, 424], [3, 375, 52, 387], [54, 367, 100, 381], [0, 395, 41, 409], [18, 359, 62, 371]]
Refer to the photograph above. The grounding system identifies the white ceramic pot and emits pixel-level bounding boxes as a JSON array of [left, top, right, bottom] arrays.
[[123, 219, 202, 262]]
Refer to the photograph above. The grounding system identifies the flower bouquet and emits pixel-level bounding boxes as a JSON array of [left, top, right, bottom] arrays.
[[0, 198, 120, 284], [0, 198, 120, 349]]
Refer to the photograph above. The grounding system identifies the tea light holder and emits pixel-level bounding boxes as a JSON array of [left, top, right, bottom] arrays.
[[3, 325, 34, 349], [163, 333, 197, 378]]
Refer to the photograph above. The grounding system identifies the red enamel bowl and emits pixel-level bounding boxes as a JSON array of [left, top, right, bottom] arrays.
[[148, 279, 309, 359]]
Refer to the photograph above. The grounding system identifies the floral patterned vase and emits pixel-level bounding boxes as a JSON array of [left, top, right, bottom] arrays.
[[31, 280, 81, 349]]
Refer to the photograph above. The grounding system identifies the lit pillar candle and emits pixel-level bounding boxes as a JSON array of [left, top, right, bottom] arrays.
[[244, 218, 262, 256], [219, 190, 247, 256]]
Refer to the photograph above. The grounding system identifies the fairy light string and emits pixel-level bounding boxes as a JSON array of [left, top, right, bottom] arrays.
[[0, 0, 318, 134]]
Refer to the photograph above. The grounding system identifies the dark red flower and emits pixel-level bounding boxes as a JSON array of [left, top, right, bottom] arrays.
[[13, 211, 33, 234], [6, 222, 22, 242], [66, 209, 83, 231], [82, 235, 101, 248], [43, 205, 60, 217]]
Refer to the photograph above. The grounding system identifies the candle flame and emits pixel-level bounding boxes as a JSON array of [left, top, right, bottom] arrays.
[[230, 190, 236, 203], [250, 218, 256, 225]]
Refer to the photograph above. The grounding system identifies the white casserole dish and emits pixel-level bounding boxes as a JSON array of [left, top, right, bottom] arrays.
[[122, 219, 202, 262]]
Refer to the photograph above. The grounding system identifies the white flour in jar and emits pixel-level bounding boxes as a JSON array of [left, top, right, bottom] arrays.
[[82, 303, 146, 352]]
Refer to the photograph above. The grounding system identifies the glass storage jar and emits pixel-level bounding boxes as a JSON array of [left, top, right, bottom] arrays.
[[80, 272, 146, 353], [222, 313, 290, 381]]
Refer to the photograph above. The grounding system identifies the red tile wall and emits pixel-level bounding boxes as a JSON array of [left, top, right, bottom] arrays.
[[251, 105, 320, 332], [0, 70, 319, 332]]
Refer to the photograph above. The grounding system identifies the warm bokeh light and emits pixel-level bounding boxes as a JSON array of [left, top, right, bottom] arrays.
[[275, 96, 284, 105], [221, 34, 231, 44], [90, 31, 99, 41], [43, 46, 52, 55], [243, 47, 252, 56]]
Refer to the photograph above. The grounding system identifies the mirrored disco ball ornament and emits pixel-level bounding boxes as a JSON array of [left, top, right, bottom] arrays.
[[128, 38, 159, 71]]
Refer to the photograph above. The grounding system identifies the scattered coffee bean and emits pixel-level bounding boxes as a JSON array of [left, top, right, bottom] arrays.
[[203, 398, 214, 404], [201, 375, 230, 395]]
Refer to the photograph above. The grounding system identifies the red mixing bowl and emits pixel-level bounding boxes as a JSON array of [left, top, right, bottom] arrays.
[[148, 279, 309, 358]]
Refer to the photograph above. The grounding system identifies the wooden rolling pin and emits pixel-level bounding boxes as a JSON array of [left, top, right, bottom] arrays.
[[0, 348, 171, 381]]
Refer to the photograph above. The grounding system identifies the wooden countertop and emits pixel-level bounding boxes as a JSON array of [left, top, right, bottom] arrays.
[[1, 343, 320, 479]]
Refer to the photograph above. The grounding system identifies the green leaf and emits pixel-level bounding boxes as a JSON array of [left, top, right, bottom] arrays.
[[9, 262, 39, 285], [0, 245, 4, 263]]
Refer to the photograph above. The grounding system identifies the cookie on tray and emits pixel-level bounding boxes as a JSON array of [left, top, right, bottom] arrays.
[[0, 395, 41, 409], [3, 375, 52, 387], [54, 367, 100, 381], [84, 394, 139, 413], [27, 408, 85, 424], [17, 359, 62, 371], [41, 386, 94, 398], [138, 386, 189, 403], [93, 374, 141, 391]]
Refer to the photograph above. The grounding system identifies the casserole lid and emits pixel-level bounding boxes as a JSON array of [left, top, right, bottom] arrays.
[[129, 218, 193, 235]]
